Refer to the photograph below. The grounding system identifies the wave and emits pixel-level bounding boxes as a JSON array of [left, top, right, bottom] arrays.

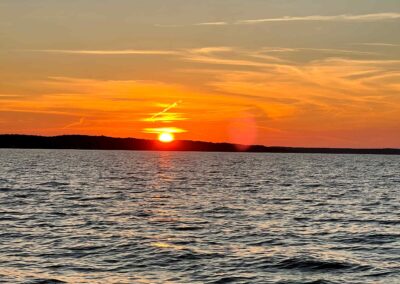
[[276, 280, 339, 284], [274, 256, 371, 272], [336, 233, 400, 245], [38, 181, 69, 187], [26, 279, 67, 284], [208, 276, 257, 284]]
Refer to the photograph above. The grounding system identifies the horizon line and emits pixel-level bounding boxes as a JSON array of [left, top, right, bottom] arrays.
[[1, 133, 399, 151]]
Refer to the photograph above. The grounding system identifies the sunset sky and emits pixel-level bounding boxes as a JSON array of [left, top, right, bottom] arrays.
[[1, 0, 399, 147]]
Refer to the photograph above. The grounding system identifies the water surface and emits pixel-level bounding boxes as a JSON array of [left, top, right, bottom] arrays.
[[0, 149, 399, 283]]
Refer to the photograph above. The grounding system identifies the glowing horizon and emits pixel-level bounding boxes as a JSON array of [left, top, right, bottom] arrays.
[[1, 0, 399, 148]]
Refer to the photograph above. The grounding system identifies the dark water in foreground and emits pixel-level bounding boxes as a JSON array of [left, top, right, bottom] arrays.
[[0, 149, 399, 284]]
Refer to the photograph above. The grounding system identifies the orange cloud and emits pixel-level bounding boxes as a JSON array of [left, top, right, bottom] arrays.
[[143, 127, 187, 134], [143, 100, 184, 122]]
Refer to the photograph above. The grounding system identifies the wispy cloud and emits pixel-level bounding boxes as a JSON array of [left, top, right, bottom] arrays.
[[195, 22, 228, 26], [29, 49, 178, 55], [143, 127, 187, 134], [63, 117, 85, 129], [143, 100, 184, 122], [189, 47, 233, 54], [0, 94, 24, 99], [237, 13, 400, 24], [166, 13, 400, 27], [257, 47, 377, 56], [182, 46, 286, 67], [23, 45, 378, 67], [302, 48, 376, 55], [355, 42, 400, 47]]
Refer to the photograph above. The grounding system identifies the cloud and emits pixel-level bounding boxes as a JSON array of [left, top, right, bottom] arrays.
[[29, 49, 178, 55], [237, 13, 400, 24], [199, 54, 400, 135], [302, 48, 376, 55], [143, 127, 187, 134], [23, 45, 376, 69], [157, 13, 400, 28], [156, 22, 228, 27], [194, 22, 228, 26], [355, 43, 400, 47], [256, 47, 377, 57], [182, 47, 286, 67], [142, 112, 187, 122], [0, 94, 24, 100], [63, 117, 85, 129], [211, 57, 400, 105], [189, 47, 233, 54], [143, 100, 185, 122]]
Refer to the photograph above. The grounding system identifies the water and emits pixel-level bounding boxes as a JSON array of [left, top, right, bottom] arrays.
[[0, 149, 399, 284]]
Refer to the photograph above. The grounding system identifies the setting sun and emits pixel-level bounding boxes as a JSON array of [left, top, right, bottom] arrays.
[[158, 132, 174, 143]]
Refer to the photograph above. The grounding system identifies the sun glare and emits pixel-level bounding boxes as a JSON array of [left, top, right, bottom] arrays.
[[158, 132, 174, 143]]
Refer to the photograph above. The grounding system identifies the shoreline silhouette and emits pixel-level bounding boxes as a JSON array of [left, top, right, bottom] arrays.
[[0, 134, 399, 155]]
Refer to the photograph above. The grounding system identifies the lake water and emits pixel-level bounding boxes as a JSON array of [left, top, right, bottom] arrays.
[[0, 149, 399, 284]]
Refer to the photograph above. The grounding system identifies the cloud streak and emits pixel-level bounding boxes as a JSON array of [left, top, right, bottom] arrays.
[[144, 100, 184, 122], [143, 127, 187, 134], [30, 49, 178, 55], [194, 22, 228, 26], [237, 13, 400, 24], [63, 117, 85, 129], [190, 13, 400, 26], [355, 42, 400, 47]]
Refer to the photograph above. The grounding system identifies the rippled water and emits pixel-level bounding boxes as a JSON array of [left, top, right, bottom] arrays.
[[0, 149, 399, 284]]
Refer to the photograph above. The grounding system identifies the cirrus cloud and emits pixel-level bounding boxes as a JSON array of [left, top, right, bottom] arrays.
[[237, 13, 400, 25]]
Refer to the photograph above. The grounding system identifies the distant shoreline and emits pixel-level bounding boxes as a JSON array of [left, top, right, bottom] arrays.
[[0, 134, 399, 155]]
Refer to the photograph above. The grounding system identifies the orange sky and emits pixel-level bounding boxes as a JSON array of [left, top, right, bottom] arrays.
[[1, 1, 399, 148]]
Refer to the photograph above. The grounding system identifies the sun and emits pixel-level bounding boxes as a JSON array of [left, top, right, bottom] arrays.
[[158, 132, 174, 143]]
